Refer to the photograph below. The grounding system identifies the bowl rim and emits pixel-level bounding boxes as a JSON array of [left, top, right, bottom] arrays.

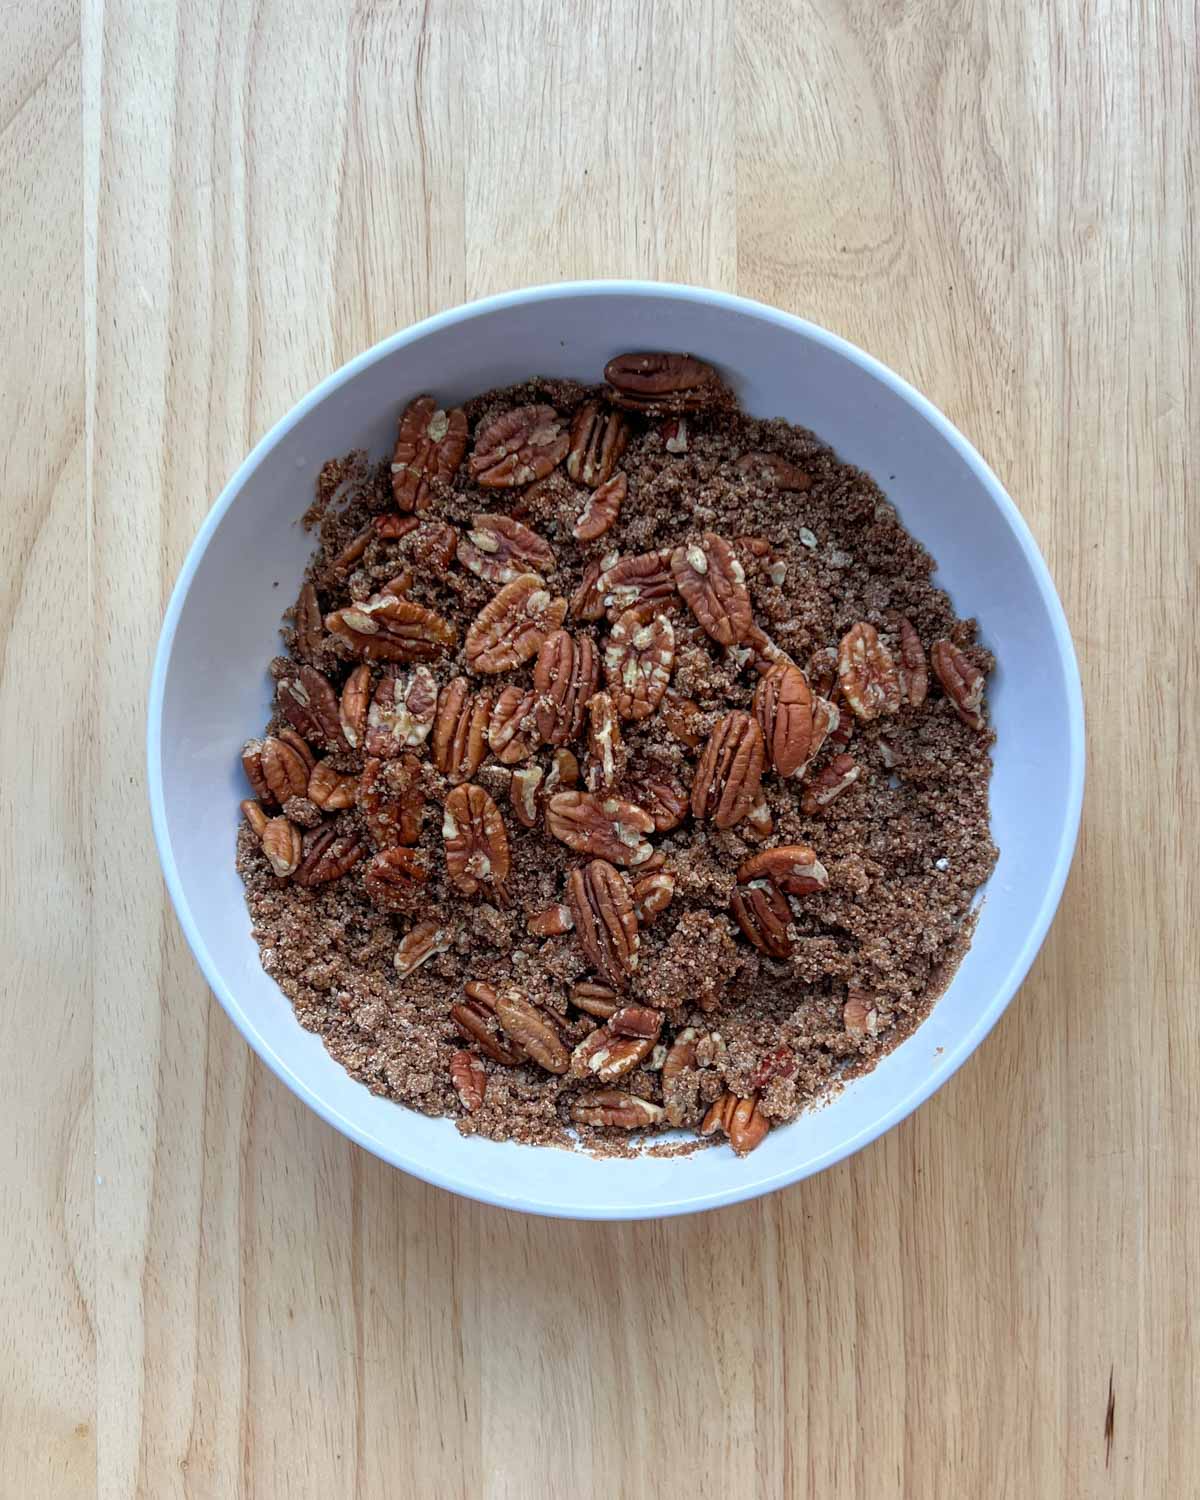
[[147, 278, 1085, 1219]]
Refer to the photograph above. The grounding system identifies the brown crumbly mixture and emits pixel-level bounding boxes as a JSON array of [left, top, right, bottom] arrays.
[[237, 364, 997, 1156]]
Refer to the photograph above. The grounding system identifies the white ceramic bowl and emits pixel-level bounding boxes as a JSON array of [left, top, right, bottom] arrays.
[[148, 281, 1084, 1220]]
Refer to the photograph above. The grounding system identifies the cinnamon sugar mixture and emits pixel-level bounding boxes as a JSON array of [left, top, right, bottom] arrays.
[[236, 354, 997, 1156]]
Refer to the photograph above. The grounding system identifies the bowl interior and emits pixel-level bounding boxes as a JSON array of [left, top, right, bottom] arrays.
[[150, 284, 1082, 1219]]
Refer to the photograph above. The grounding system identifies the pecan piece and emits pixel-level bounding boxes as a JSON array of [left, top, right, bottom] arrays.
[[566, 401, 629, 486], [736, 844, 829, 896], [604, 609, 675, 721], [631, 773, 689, 832], [603, 351, 727, 414], [533, 630, 598, 745], [449, 1050, 488, 1113], [660, 691, 704, 748], [294, 582, 324, 661], [584, 691, 626, 792], [661, 1027, 698, 1094], [277, 665, 348, 752], [241, 744, 272, 802], [660, 416, 688, 452], [569, 557, 607, 622], [458, 513, 556, 585], [358, 753, 424, 848], [391, 395, 468, 512], [808, 646, 838, 699], [528, 903, 574, 937], [800, 754, 861, 814], [546, 791, 655, 867], [844, 988, 880, 1038], [749, 1045, 799, 1091], [442, 783, 510, 897], [394, 918, 451, 976], [568, 858, 639, 986], [734, 451, 812, 491], [487, 685, 541, 765], [744, 794, 774, 841], [294, 826, 365, 887], [753, 662, 813, 777], [338, 664, 372, 749], [573, 472, 626, 542], [701, 1092, 770, 1154], [464, 574, 567, 674], [806, 695, 840, 767], [494, 988, 569, 1074], [893, 615, 929, 707], [690, 711, 765, 829], [570, 1091, 666, 1128], [330, 525, 373, 576], [670, 534, 752, 647], [364, 845, 428, 911], [431, 677, 492, 783], [730, 882, 793, 957], [307, 759, 358, 811], [570, 1006, 662, 1082], [326, 590, 455, 663], [260, 816, 303, 877], [837, 622, 901, 721], [633, 870, 675, 924], [598, 549, 676, 621], [469, 404, 569, 488], [570, 980, 620, 1020], [930, 638, 986, 730], [364, 666, 438, 757], [546, 747, 580, 793], [509, 764, 545, 828]]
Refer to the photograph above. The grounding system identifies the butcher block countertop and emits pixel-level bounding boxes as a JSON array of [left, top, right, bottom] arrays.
[[3, 2, 1195, 1495]]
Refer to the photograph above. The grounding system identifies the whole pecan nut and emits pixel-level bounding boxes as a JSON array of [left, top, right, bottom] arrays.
[[573, 472, 626, 542], [736, 844, 829, 896], [487, 684, 541, 765], [566, 401, 629, 486], [393, 918, 450, 975], [294, 826, 365, 886], [458, 513, 556, 585], [730, 882, 793, 957], [604, 608, 675, 720], [449, 1050, 488, 1112], [391, 395, 468, 511], [325, 590, 456, 663], [800, 754, 860, 814], [837, 622, 901, 721], [364, 666, 438, 757], [494, 989, 569, 1074], [465, 574, 567, 673], [603, 351, 727, 413], [570, 1090, 666, 1128], [358, 754, 424, 847], [277, 664, 348, 752], [753, 662, 813, 777], [443, 783, 510, 896], [364, 845, 429, 910], [930, 638, 986, 729], [670, 534, 752, 647], [568, 858, 639, 986], [690, 711, 765, 829], [431, 677, 492, 783], [468, 404, 569, 488], [533, 630, 598, 745], [546, 790, 655, 867]]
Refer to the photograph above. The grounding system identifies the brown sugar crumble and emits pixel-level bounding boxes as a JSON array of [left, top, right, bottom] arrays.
[[236, 352, 998, 1157]]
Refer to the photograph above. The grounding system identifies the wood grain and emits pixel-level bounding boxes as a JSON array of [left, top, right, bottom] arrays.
[[1, 0, 1194, 1493]]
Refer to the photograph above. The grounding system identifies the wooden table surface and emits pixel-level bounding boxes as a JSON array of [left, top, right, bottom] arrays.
[[4, 2, 1195, 1495]]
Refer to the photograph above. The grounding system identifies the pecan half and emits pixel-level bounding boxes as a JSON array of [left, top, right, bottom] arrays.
[[465, 574, 567, 673], [701, 1092, 770, 1154], [294, 582, 324, 661], [373, 513, 421, 542], [307, 759, 358, 810], [241, 747, 272, 802], [451, 985, 525, 1065], [633, 870, 675, 924], [494, 988, 569, 1074], [358, 754, 424, 847], [533, 630, 598, 745], [570, 1006, 662, 1081], [604, 351, 726, 413], [294, 826, 365, 886], [277, 665, 348, 752], [260, 816, 303, 877], [837, 622, 901, 720], [364, 845, 428, 910], [569, 557, 607, 621], [566, 401, 629, 486], [339, 664, 372, 748], [690, 711, 765, 829], [744, 794, 774, 841], [749, 1045, 799, 1091], [394, 918, 451, 976], [570, 1091, 666, 1128], [546, 790, 655, 867], [509, 764, 545, 828], [631, 773, 689, 832], [730, 882, 793, 957], [431, 677, 492, 783], [407, 518, 459, 570], [528, 903, 574, 937], [800, 754, 860, 814], [254, 734, 312, 805], [326, 590, 456, 663], [391, 396, 468, 511], [734, 451, 812, 491], [573, 472, 626, 542], [568, 858, 639, 986], [930, 638, 986, 730], [806, 695, 840, 767], [458, 513, 556, 585], [584, 691, 626, 792], [736, 844, 829, 896], [487, 685, 541, 765], [670, 534, 752, 647], [364, 666, 438, 757], [570, 980, 619, 1019], [275, 728, 315, 771], [598, 549, 676, 621], [449, 1051, 488, 1113], [753, 662, 813, 778], [604, 609, 675, 721], [546, 747, 580, 793], [808, 646, 838, 699], [660, 691, 704, 748], [330, 525, 373, 576], [844, 988, 880, 1038], [469, 405, 569, 488], [443, 783, 510, 896], [893, 615, 929, 707], [662, 1027, 698, 1093]]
